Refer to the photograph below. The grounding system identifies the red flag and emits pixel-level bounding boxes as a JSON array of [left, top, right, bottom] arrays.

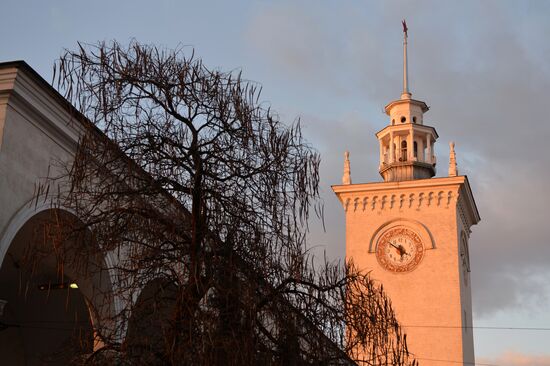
[[402, 20, 408, 37]]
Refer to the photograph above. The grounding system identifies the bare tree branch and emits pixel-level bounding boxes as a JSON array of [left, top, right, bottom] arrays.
[[25, 41, 417, 366]]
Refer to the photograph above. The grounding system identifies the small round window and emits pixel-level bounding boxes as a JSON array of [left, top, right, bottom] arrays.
[[401, 116, 406, 123]]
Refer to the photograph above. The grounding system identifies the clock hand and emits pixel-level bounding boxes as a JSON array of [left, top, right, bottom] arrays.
[[397, 244, 409, 258], [389, 242, 405, 257]]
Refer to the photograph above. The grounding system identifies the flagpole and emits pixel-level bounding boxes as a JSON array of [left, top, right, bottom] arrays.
[[402, 20, 411, 99]]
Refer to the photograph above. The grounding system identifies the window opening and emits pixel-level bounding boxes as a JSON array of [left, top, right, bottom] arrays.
[[400, 141, 407, 161]]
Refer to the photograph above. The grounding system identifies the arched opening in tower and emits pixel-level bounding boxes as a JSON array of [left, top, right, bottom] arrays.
[[400, 140, 408, 162]]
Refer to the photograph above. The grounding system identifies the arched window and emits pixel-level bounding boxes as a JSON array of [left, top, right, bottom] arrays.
[[400, 141, 407, 161]]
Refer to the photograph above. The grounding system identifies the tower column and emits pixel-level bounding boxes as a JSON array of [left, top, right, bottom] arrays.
[[389, 131, 395, 163], [379, 139, 384, 166], [408, 129, 413, 161], [426, 135, 432, 164], [418, 135, 424, 162]]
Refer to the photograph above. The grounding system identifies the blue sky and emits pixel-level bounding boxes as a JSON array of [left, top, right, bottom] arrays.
[[2, 1, 550, 364]]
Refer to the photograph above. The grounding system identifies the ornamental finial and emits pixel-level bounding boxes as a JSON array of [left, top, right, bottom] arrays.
[[342, 151, 352, 185], [448, 141, 458, 177]]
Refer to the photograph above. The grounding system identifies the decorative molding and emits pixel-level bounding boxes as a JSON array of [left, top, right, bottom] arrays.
[[0, 63, 88, 155], [368, 218, 436, 253], [344, 188, 458, 213], [457, 194, 473, 233]]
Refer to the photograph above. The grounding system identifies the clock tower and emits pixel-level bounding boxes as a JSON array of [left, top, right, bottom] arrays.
[[333, 23, 480, 365]]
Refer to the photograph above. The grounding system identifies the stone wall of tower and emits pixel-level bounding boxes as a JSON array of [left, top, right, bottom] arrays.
[[456, 195, 476, 362], [334, 176, 478, 366]]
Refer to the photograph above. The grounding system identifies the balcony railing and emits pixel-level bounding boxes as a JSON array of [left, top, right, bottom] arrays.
[[381, 155, 436, 166]]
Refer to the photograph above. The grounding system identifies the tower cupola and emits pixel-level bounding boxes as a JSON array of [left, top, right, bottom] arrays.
[[377, 21, 438, 182]]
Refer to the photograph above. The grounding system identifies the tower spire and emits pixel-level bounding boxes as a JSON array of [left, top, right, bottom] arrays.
[[342, 151, 352, 185], [401, 20, 411, 99], [377, 20, 436, 182]]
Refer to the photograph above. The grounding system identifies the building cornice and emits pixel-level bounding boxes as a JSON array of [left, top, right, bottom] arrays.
[[333, 175, 466, 194], [456, 175, 481, 226], [332, 175, 480, 226], [0, 61, 102, 153]]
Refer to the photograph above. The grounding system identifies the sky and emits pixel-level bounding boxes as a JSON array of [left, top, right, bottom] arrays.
[[1, 1, 550, 365]]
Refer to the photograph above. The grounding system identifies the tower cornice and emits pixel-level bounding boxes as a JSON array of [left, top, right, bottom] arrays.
[[332, 175, 480, 230], [384, 98, 429, 115], [333, 175, 466, 195], [375, 124, 438, 139]]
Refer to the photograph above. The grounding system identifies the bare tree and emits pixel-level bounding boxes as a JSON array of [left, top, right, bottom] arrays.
[[28, 41, 417, 365]]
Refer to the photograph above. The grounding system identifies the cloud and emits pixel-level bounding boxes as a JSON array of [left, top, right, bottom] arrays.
[[292, 111, 380, 261], [246, 4, 336, 81], [245, 1, 550, 319], [478, 351, 550, 366], [244, 2, 389, 101]]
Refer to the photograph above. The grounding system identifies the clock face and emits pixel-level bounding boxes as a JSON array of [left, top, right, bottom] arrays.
[[376, 227, 424, 273]]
